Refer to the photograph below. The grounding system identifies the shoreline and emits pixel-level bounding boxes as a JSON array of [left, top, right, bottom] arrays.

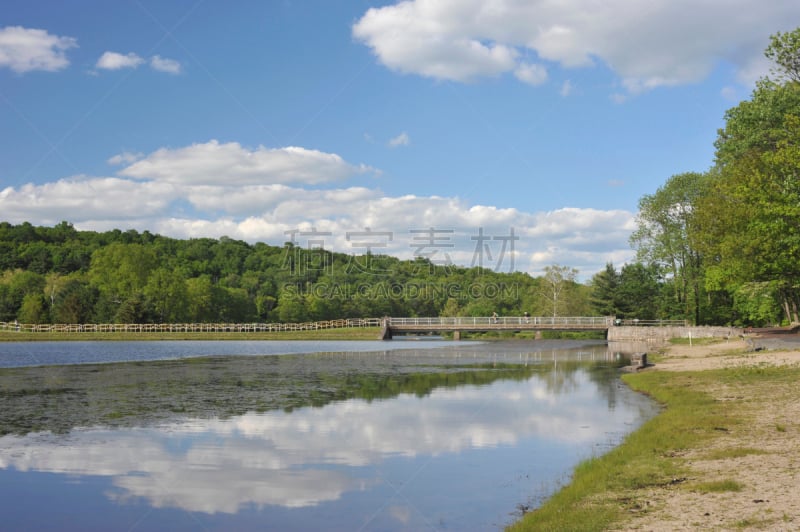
[[511, 336, 800, 531], [621, 338, 800, 530]]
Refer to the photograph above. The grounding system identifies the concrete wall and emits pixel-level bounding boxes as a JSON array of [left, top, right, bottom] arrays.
[[607, 325, 742, 342]]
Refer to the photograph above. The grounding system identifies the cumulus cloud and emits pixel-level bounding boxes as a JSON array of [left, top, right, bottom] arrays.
[[0, 371, 636, 513], [119, 140, 377, 185], [388, 132, 410, 147], [0, 26, 76, 73], [514, 62, 548, 86], [95, 51, 144, 70], [150, 55, 181, 74], [107, 151, 144, 165], [353, 0, 800, 92], [1, 140, 635, 278], [0, 177, 177, 225]]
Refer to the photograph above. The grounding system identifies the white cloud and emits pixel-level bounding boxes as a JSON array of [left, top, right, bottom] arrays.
[[0, 372, 639, 513], [1, 140, 636, 278], [95, 51, 144, 70], [560, 80, 574, 97], [514, 62, 548, 86], [107, 151, 144, 165], [0, 177, 177, 225], [388, 132, 410, 147], [119, 140, 377, 186], [0, 26, 76, 73], [150, 55, 181, 74], [352, 1, 517, 82], [353, 0, 800, 92]]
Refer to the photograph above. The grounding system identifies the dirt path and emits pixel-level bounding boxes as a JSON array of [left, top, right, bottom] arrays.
[[623, 338, 800, 531]]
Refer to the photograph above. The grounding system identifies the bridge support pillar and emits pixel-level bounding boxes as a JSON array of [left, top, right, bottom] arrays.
[[535, 330, 542, 340], [453, 331, 461, 341]]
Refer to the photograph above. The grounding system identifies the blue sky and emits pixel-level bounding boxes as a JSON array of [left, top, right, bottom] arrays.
[[2, 0, 798, 279]]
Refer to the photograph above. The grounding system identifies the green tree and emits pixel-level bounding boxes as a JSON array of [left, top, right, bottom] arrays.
[[589, 263, 620, 316], [732, 282, 783, 326], [539, 264, 578, 317], [51, 279, 97, 323], [89, 243, 158, 302], [695, 29, 800, 323], [630, 172, 708, 324], [17, 293, 49, 323], [440, 297, 461, 317], [186, 276, 214, 322], [616, 263, 662, 320], [765, 27, 800, 83], [144, 268, 188, 323]]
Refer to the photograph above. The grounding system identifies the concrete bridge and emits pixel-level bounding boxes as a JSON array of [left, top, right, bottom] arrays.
[[380, 316, 618, 340]]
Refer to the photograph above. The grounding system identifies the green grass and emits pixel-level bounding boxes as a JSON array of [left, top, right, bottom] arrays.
[[508, 370, 740, 532], [0, 327, 381, 342], [510, 363, 800, 531], [692, 479, 744, 493], [703, 447, 768, 460]]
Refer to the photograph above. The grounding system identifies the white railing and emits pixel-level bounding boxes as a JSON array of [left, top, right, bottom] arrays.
[[0, 316, 688, 334], [0, 318, 383, 334], [386, 316, 616, 327]]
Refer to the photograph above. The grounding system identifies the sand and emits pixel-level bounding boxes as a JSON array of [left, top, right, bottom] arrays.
[[622, 337, 800, 531]]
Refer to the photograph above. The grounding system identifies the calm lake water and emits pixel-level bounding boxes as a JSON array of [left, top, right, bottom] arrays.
[[0, 339, 657, 531]]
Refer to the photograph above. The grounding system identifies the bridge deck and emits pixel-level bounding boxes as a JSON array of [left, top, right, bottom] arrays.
[[382, 316, 615, 339]]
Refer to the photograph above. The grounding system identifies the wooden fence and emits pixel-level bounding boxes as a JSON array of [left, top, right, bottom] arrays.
[[0, 318, 383, 334]]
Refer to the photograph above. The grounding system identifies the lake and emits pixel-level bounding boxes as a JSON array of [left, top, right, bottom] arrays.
[[0, 339, 657, 531]]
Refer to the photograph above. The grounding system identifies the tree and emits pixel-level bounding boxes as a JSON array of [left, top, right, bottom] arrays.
[[51, 279, 97, 324], [616, 263, 662, 320], [589, 263, 620, 316], [144, 268, 188, 323], [277, 286, 308, 323], [694, 28, 800, 323], [186, 275, 214, 322], [539, 265, 578, 317], [765, 27, 800, 83], [440, 297, 461, 317], [631, 172, 708, 324], [17, 293, 48, 323], [89, 243, 158, 302], [732, 282, 783, 326]]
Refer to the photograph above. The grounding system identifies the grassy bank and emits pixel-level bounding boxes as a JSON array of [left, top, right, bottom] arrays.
[[0, 327, 381, 342], [509, 361, 800, 531]]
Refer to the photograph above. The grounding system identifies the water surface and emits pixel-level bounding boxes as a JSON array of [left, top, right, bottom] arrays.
[[0, 340, 656, 530]]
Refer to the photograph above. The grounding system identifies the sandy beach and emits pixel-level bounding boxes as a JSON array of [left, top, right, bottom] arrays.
[[623, 336, 800, 530]]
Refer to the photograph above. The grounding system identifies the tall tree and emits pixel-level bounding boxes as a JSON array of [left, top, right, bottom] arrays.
[[89, 243, 158, 302], [589, 263, 620, 316], [695, 28, 800, 323], [765, 27, 800, 83], [631, 172, 708, 324], [539, 264, 578, 317]]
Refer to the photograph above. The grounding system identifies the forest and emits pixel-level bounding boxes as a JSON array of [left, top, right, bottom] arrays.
[[1, 29, 798, 327], [626, 28, 800, 327], [0, 221, 594, 324]]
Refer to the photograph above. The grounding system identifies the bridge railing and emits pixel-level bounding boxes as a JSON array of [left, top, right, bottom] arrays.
[[615, 318, 688, 326], [387, 316, 616, 327], [0, 318, 383, 334]]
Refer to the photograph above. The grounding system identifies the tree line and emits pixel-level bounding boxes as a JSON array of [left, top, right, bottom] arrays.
[[0, 219, 711, 326], [619, 28, 800, 326]]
